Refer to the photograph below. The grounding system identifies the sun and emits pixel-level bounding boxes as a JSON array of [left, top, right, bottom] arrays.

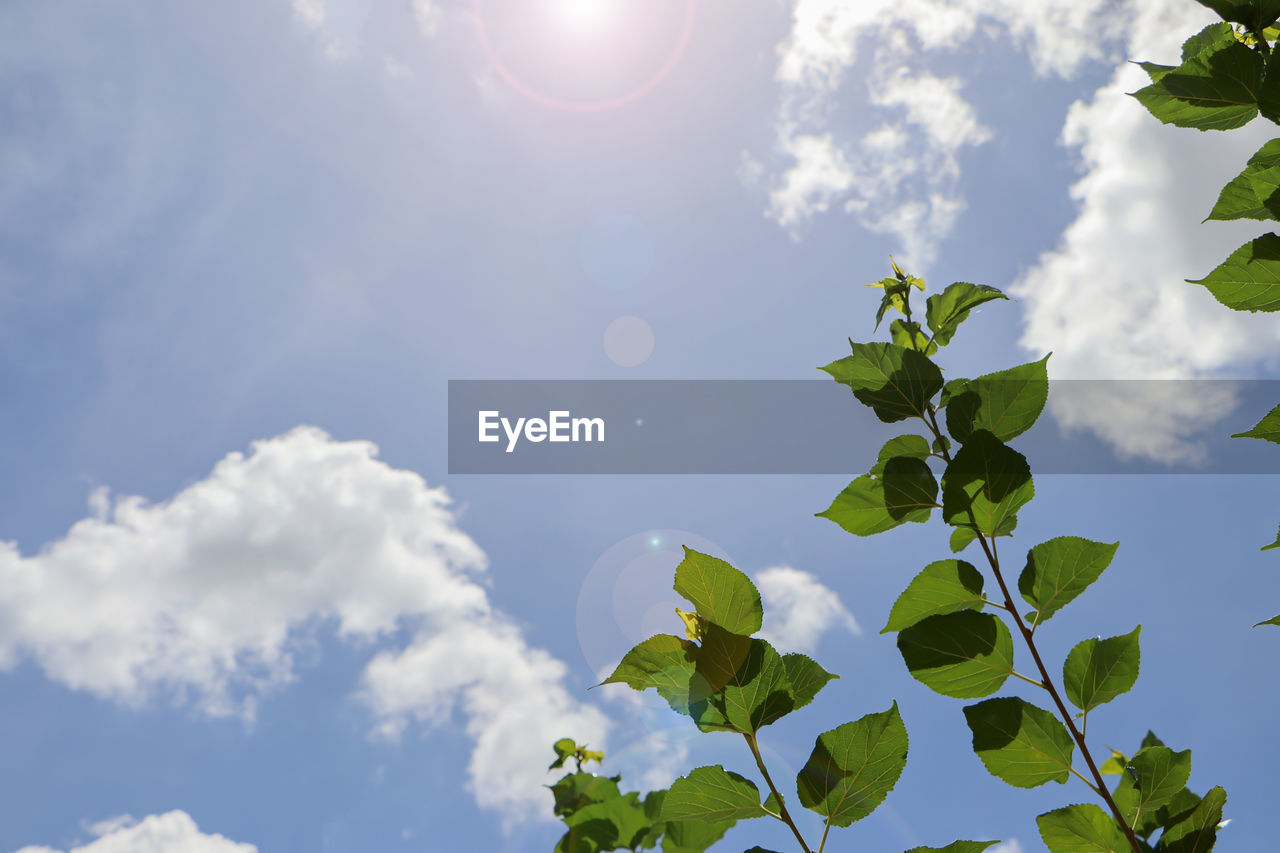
[[551, 0, 619, 36]]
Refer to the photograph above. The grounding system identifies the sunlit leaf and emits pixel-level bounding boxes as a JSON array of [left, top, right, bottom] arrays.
[[660, 765, 768, 823], [1188, 233, 1280, 311], [821, 342, 944, 423], [882, 559, 986, 633], [964, 697, 1074, 788], [904, 844, 999, 853], [890, 319, 938, 355], [1036, 803, 1130, 852], [797, 702, 908, 827], [1159, 786, 1227, 852], [950, 526, 980, 553], [925, 282, 1008, 347], [1130, 36, 1263, 130], [551, 772, 623, 818], [945, 355, 1051, 443], [870, 435, 933, 476], [1230, 403, 1280, 443], [1018, 536, 1120, 624], [600, 634, 700, 714], [783, 653, 838, 710], [817, 459, 938, 537], [1062, 625, 1142, 713], [673, 547, 763, 636], [1207, 138, 1280, 220], [1111, 745, 1192, 828], [897, 612, 1013, 699]]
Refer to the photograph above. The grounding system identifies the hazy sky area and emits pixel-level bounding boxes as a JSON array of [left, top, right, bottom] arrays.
[[0, 1, 1278, 851]]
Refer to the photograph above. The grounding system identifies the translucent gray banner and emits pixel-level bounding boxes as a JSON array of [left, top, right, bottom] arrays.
[[447, 380, 1280, 474]]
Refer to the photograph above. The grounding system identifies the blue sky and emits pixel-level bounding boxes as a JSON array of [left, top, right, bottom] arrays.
[[0, 1, 1278, 851]]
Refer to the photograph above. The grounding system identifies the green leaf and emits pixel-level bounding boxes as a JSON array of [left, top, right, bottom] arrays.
[[673, 548, 762, 636], [1231, 403, 1280, 443], [600, 634, 701, 715], [1140, 731, 1166, 750], [1263, 526, 1280, 551], [882, 559, 986, 633], [1036, 803, 1130, 852], [1099, 750, 1129, 775], [890, 319, 939, 355], [550, 738, 579, 770], [870, 434, 933, 476], [1188, 233, 1280, 311], [1063, 625, 1142, 713], [1018, 536, 1120, 625], [661, 818, 734, 853], [1130, 37, 1263, 131], [950, 526, 979, 553], [660, 765, 768, 823], [1154, 787, 1204, 832], [964, 697, 1075, 788], [925, 282, 1008, 347], [897, 612, 1014, 698], [695, 630, 796, 733], [783, 653, 838, 710], [1207, 138, 1280, 221], [796, 702, 909, 827], [1183, 21, 1238, 62], [817, 459, 938, 537], [551, 772, 623, 817], [821, 342, 944, 423], [945, 355, 1051, 443], [1195, 0, 1280, 29], [1137, 61, 1177, 83], [904, 844, 999, 853], [1112, 745, 1193, 828], [1159, 786, 1226, 852], [1255, 613, 1280, 626], [559, 793, 655, 853], [941, 431, 1034, 538]]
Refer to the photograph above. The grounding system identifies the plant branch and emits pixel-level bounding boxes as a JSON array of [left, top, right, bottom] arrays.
[[974, 531, 1140, 852], [920, 407, 1141, 853], [818, 818, 833, 853], [1009, 669, 1048, 690], [744, 732, 814, 853]]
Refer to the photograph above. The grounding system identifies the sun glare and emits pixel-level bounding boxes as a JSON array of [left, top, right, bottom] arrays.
[[552, 0, 618, 35]]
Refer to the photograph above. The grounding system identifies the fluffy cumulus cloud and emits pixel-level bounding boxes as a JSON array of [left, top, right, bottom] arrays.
[[1013, 0, 1280, 460], [15, 811, 255, 853], [754, 0, 1124, 265], [0, 427, 608, 822], [754, 566, 860, 654]]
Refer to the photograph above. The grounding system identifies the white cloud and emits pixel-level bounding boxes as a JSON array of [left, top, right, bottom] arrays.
[[754, 0, 1126, 264], [989, 841, 1022, 853], [360, 618, 609, 825], [14, 811, 256, 853], [755, 566, 860, 654], [0, 427, 608, 821], [291, 0, 325, 30], [871, 70, 992, 152], [1013, 1, 1280, 460], [768, 133, 857, 230]]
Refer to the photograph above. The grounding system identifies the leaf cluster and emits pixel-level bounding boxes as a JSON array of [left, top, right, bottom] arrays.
[[818, 265, 1225, 852], [1131, 0, 1280, 591], [596, 547, 990, 853]]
